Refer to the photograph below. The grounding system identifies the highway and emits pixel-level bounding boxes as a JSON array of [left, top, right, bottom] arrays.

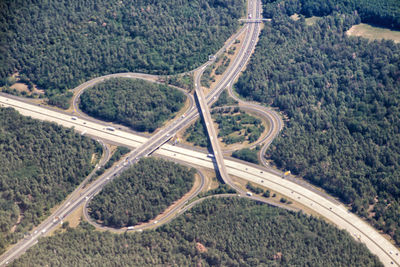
[[1, 81, 399, 267], [1, 0, 400, 265]]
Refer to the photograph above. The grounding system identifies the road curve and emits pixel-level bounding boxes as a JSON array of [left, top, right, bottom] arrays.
[[82, 165, 206, 232], [1, 94, 399, 266], [1, 0, 399, 266]]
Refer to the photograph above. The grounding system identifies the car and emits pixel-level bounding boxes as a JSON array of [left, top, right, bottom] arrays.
[[71, 116, 77, 120]]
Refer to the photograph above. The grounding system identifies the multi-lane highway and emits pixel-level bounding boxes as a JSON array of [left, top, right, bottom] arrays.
[[1, 82, 399, 267], [1, 0, 400, 265]]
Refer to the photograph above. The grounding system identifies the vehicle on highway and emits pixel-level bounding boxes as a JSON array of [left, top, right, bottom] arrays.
[[71, 116, 77, 120], [246, 192, 253, 196], [127, 226, 134, 230], [207, 153, 215, 158], [106, 126, 115, 131]]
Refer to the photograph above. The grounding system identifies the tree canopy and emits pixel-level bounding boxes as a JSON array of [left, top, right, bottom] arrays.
[[236, 0, 400, 244], [0, 107, 100, 254], [79, 78, 186, 132], [0, 0, 244, 96], [12, 198, 381, 266], [88, 157, 195, 228], [262, 0, 400, 29]]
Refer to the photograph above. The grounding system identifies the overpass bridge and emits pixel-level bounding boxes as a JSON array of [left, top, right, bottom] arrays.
[[239, 18, 271, 23]]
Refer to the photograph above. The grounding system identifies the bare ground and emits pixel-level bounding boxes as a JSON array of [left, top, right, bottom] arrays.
[[346, 23, 400, 43]]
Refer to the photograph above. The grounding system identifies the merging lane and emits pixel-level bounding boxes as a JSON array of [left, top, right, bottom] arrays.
[[0, 94, 399, 266], [1, 0, 399, 265]]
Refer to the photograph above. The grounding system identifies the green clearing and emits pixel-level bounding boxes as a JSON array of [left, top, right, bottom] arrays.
[[184, 108, 265, 147], [347, 23, 400, 43]]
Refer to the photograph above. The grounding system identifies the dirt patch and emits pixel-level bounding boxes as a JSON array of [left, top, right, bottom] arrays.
[[65, 204, 83, 228], [273, 252, 283, 260], [196, 242, 208, 253], [290, 14, 300, 21], [9, 214, 23, 233], [305, 16, 320, 26], [346, 23, 400, 43]]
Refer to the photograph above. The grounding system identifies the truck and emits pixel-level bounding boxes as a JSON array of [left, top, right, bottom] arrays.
[[207, 153, 215, 158], [246, 192, 253, 196], [106, 126, 115, 131], [127, 226, 134, 230]]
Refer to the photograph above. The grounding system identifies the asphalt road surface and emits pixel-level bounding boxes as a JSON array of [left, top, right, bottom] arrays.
[[1, 95, 399, 266]]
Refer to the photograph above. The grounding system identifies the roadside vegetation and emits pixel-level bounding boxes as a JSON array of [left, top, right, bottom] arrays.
[[211, 90, 238, 108], [87, 157, 195, 228], [201, 54, 234, 88], [79, 78, 186, 132], [0, 107, 101, 254], [12, 198, 381, 266], [90, 146, 130, 183], [185, 108, 264, 147], [165, 74, 194, 92], [236, 0, 400, 244], [232, 147, 260, 164], [0, 0, 245, 107]]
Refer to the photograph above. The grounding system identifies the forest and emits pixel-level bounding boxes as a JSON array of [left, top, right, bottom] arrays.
[[232, 147, 260, 164], [79, 78, 186, 132], [12, 198, 381, 266], [0, 0, 244, 99], [236, 0, 400, 244], [0, 107, 100, 254], [88, 157, 195, 228], [262, 0, 400, 29]]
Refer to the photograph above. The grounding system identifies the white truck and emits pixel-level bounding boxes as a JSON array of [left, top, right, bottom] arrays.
[[106, 126, 115, 131], [127, 226, 134, 230], [246, 192, 253, 196], [207, 153, 215, 158]]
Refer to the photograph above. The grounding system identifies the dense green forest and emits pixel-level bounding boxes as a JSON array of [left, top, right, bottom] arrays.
[[79, 78, 186, 132], [185, 108, 264, 146], [88, 158, 195, 228], [263, 0, 400, 29], [232, 147, 260, 164], [0, 0, 245, 97], [12, 198, 381, 266], [0, 107, 100, 254], [236, 1, 400, 244]]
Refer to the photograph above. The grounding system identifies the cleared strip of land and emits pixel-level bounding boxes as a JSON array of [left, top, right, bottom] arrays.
[[347, 23, 400, 43]]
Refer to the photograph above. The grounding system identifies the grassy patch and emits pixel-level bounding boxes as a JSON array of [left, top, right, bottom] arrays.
[[346, 23, 400, 43], [184, 108, 265, 147]]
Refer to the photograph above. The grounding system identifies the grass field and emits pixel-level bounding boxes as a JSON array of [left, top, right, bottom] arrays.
[[346, 23, 400, 43]]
